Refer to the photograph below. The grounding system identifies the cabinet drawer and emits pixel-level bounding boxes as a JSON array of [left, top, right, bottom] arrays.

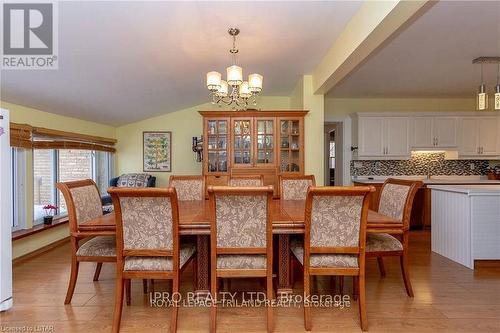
[[205, 175, 228, 186]]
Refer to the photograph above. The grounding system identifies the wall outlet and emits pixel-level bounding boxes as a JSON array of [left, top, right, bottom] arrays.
[[470, 163, 475, 170], [353, 161, 363, 169]]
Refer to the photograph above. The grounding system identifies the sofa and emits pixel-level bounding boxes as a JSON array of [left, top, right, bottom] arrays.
[[101, 173, 156, 206]]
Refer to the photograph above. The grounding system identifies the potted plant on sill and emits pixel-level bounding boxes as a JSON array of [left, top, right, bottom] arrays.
[[42, 204, 58, 225]]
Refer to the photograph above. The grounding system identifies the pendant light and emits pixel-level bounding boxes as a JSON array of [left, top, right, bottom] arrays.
[[477, 63, 489, 111]]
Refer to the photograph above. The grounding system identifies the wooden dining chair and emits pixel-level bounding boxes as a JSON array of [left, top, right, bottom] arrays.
[[290, 186, 372, 331], [56, 179, 116, 304], [279, 174, 315, 200], [366, 178, 423, 297], [208, 186, 274, 333], [169, 175, 205, 201], [108, 187, 196, 333], [229, 174, 264, 186]]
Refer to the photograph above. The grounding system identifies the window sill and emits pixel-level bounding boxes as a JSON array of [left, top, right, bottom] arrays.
[[12, 217, 69, 241]]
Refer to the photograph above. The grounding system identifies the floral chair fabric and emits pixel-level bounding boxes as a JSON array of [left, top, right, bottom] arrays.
[[281, 179, 313, 200], [119, 196, 173, 250], [76, 236, 116, 257], [117, 173, 151, 188], [217, 255, 267, 269], [229, 178, 263, 187], [378, 183, 411, 221], [123, 243, 196, 271], [366, 233, 403, 252], [170, 179, 204, 201], [69, 185, 103, 224], [290, 240, 358, 268], [215, 195, 267, 248], [310, 196, 364, 247]]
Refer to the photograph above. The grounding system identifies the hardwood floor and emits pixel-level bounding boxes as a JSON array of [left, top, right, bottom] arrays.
[[1, 231, 500, 332]]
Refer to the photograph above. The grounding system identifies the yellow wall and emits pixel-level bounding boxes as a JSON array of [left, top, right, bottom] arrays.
[[324, 97, 476, 118], [289, 76, 325, 185], [116, 96, 291, 187], [302, 76, 325, 185], [1, 101, 116, 259]]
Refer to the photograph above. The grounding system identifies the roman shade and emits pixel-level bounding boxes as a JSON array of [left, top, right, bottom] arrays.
[[9, 123, 116, 152]]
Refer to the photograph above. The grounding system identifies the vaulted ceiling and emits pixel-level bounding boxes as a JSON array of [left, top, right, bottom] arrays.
[[328, 1, 500, 98], [1, 1, 362, 125]]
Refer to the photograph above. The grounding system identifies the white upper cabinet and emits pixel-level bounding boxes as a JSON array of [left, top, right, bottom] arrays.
[[411, 116, 457, 149], [433, 117, 458, 148], [459, 117, 499, 157], [412, 117, 433, 147], [358, 117, 384, 156], [358, 116, 409, 158], [385, 117, 410, 156], [460, 118, 478, 155], [354, 112, 500, 160]]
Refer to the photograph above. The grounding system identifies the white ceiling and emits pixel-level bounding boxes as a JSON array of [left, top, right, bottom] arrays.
[[328, 1, 500, 98], [1, 1, 362, 125]]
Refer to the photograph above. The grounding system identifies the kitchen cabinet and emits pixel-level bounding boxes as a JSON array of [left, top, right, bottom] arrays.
[[411, 116, 457, 149], [459, 117, 499, 157], [357, 117, 409, 158]]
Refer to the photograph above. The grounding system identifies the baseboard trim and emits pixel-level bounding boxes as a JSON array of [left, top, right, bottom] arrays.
[[13, 237, 70, 265]]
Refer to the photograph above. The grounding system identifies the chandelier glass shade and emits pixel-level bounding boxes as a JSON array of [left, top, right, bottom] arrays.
[[206, 28, 263, 110]]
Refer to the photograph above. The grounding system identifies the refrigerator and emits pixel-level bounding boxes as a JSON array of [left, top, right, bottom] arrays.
[[0, 108, 13, 311]]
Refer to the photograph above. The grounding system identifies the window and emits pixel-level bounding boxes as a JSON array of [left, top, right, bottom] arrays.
[[329, 141, 335, 169], [94, 151, 113, 195], [32, 149, 113, 223], [11, 148, 26, 231], [57, 150, 93, 214], [33, 149, 56, 222]]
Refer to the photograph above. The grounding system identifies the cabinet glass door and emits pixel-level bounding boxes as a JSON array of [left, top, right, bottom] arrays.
[[206, 119, 228, 172], [256, 119, 274, 164], [280, 119, 301, 172], [233, 119, 252, 166]]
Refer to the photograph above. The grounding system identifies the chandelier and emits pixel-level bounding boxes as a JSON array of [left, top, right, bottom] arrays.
[[206, 28, 263, 110]]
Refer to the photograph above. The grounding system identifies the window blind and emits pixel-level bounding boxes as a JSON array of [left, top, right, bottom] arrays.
[[10, 123, 116, 152]]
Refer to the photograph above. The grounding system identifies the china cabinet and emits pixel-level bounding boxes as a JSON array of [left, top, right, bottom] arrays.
[[200, 110, 307, 196]]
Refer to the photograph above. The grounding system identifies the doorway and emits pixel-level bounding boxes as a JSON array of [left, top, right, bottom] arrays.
[[324, 122, 343, 186]]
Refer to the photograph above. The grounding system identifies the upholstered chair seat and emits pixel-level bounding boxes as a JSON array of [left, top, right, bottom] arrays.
[[76, 236, 116, 257], [108, 187, 195, 333], [366, 233, 403, 252], [366, 178, 423, 298], [56, 179, 116, 305], [290, 240, 358, 268], [217, 254, 267, 269], [209, 186, 274, 332], [124, 242, 196, 271], [289, 186, 372, 331]]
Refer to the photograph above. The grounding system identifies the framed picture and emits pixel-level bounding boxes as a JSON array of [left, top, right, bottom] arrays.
[[143, 131, 171, 172]]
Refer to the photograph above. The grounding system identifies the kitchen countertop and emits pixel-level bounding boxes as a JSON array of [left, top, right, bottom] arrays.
[[352, 175, 500, 185], [427, 185, 500, 195]]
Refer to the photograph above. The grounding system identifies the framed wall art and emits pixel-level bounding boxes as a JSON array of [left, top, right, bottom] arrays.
[[143, 131, 171, 172]]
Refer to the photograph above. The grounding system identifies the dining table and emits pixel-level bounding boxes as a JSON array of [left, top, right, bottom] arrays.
[[80, 199, 402, 295]]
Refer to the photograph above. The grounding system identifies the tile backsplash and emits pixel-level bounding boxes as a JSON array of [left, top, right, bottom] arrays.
[[351, 152, 491, 176]]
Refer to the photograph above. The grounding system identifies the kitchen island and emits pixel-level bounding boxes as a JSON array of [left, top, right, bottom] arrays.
[[428, 185, 500, 269], [353, 176, 500, 228]]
